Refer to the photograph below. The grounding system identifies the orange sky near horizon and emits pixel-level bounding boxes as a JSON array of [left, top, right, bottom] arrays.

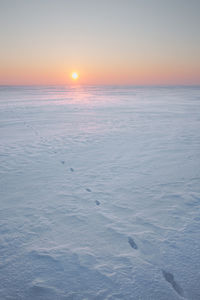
[[0, 62, 199, 86], [0, 0, 199, 86]]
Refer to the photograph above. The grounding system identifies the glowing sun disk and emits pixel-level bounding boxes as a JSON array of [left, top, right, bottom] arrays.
[[72, 72, 79, 80]]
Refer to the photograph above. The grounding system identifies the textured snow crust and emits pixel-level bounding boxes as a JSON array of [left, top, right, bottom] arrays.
[[0, 86, 200, 299]]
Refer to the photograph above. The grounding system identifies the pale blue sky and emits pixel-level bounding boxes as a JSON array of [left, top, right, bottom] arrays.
[[0, 0, 199, 84]]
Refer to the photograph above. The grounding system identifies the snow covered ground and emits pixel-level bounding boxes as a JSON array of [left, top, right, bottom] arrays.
[[0, 85, 200, 299]]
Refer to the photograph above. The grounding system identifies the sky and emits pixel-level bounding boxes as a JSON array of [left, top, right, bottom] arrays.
[[0, 0, 200, 85]]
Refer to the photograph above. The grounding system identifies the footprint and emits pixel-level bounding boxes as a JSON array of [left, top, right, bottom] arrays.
[[61, 161, 65, 164], [95, 200, 100, 206], [162, 270, 184, 297], [70, 168, 74, 172], [128, 237, 138, 250], [86, 188, 91, 192]]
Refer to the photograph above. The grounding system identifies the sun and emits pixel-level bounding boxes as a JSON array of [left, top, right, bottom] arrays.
[[71, 72, 79, 80]]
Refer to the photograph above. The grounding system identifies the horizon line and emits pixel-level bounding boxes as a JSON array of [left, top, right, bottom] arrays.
[[0, 84, 200, 88]]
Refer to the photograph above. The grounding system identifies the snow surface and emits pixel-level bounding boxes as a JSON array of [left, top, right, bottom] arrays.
[[0, 85, 200, 299]]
